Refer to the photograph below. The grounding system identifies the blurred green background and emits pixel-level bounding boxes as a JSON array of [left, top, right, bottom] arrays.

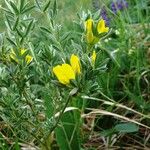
[[0, 0, 92, 32]]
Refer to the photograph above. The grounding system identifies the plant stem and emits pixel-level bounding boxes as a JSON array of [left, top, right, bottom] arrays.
[[43, 93, 72, 149], [51, 94, 71, 133]]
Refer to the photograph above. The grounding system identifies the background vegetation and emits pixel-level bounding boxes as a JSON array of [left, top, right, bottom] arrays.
[[0, 0, 150, 149]]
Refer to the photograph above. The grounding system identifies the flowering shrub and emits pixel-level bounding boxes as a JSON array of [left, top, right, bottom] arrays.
[[0, 0, 150, 149]]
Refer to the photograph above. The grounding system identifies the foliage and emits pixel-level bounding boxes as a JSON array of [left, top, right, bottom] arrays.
[[0, 0, 150, 149]]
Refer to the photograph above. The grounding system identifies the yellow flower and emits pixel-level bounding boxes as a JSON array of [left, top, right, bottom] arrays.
[[53, 54, 81, 85], [53, 64, 75, 85], [84, 18, 109, 44], [25, 55, 33, 64], [70, 54, 81, 74], [10, 48, 32, 64], [86, 31, 95, 44], [85, 19, 93, 32], [91, 50, 96, 64], [85, 19, 95, 44], [97, 19, 109, 34]]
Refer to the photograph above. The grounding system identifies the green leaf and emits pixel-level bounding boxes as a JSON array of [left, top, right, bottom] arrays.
[[102, 47, 120, 68], [19, 0, 26, 12], [6, 38, 17, 47], [4, 0, 15, 14], [43, 0, 51, 12], [9, 1, 19, 15], [40, 26, 52, 34], [60, 32, 71, 42], [55, 111, 81, 150], [13, 17, 19, 30], [21, 5, 35, 14], [29, 42, 38, 64], [0, 33, 4, 46], [24, 20, 34, 37], [5, 14, 12, 30], [16, 28, 24, 38], [35, 0, 41, 10], [15, 139, 20, 150], [114, 123, 139, 133], [1, 6, 14, 16], [69, 88, 78, 96], [44, 92, 54, 118], [53, 0, 57, 16], [71, 41, 82, 52]]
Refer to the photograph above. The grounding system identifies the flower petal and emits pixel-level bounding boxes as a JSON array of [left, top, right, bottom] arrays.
[[70, 54, 81, 74], [20, 49, 26, 55], [97, 19, 109, 34], [53, 64, 75, 85], [86, 31, 95, 44], [85, 19, 93, 32], [25, 55, 33, 64], [10, 49, 32, 64], [91, 50, 96, 64]]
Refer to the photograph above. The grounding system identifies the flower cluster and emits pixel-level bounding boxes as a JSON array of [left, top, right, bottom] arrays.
[[53, 51, 97, 85], [110, 0, 128, 14], [84, 18, 109, 44], [53, 18, 100, 86], [100, 0, 128, 26], [53, 54, 81, 85], [10, 48, 32, 64]]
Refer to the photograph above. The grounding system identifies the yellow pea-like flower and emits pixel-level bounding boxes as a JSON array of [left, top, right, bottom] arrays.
[[84, 18, 109, 44], [85, 19, 95, 44], [97, 19, 109, 34], [85, 19, 93, 32], [86, 31, 95, 44], [70, 54, 81, 74], [91, 50, 96, 64], [20, 49, 33, 64], [53, 64, 75, 85], [10, 48, 32, 64], [25, 55, 33, 64], [53, 54, 81, 85], [20, 48, 26, 55]]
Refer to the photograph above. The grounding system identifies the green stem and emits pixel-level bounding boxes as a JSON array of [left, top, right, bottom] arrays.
[[43, 93, 72, 149], [23, 90, 36, 116], [51, 94, 71, 133]]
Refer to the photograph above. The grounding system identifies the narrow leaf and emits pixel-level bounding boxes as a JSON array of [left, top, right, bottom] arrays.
[[19, 0, 26, 12], [5, 14, 12, 30], [21, 5, 35, 14], [40, 26, 52, 34], [13, 17, 19, 30], [4, 0, 15, 14], [43, 0, 51, 12], [35, 0, 41, 10], [9, 1, 19, 14], [60, 32, 71, 42], [16, 28, 24, 37], [6, 38, 17, 47], [53, 0, 57, 16], [25, 20, 34, 37]]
